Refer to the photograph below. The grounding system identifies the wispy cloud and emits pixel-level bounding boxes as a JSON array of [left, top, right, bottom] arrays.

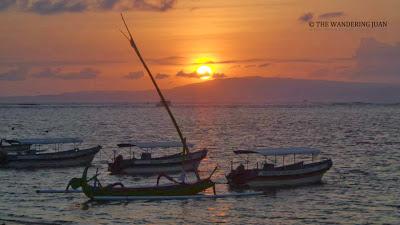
[[32, 67, 99, 79], [26, 0, 87, 15], [195, 58, 263, 65], [0, 59, 126, 67], [176, 70, 226, 79], [318, 11, 344, 19], [148, 56, 186, 66], [149, 56, 343, 67], [299, 11, 345, 23], [98, 0, 119, 10], [176, 70, 198, 79], [131, 0, 176, 12], [0, 0, 16, 11], [298, 12, 313, 22], [0, 66, 28, 81], [0, 0, 177, 15], [155, 73, 170, 79], [123, 70, 144, 79], [212, 72, 226, 79], [258, 63, 270, 68]]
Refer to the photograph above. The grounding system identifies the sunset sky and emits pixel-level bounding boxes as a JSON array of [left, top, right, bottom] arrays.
[[0, 0, 399, 96]]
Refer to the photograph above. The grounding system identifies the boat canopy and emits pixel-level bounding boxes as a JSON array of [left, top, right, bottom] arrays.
[[234, 147, 320, 156], [7, 138, 83, 145], [118, 141, 194, 149]]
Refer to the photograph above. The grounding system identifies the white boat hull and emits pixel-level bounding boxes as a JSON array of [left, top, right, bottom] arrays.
[[108, 149, 207, 175], [227, 159, 332, 188], [0, 146, 101, 169]]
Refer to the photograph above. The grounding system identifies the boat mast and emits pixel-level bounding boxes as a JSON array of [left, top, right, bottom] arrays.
[[120, 14, 189, 155]]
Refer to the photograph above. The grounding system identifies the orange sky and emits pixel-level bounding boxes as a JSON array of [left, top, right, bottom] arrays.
[[0, 0, 399, 96]]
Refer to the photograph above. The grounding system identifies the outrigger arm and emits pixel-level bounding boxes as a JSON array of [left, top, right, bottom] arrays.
[[120, 13, 189, 155]]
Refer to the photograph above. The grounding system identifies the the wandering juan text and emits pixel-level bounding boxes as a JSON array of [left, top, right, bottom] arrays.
[[309, 21, 388, 28]]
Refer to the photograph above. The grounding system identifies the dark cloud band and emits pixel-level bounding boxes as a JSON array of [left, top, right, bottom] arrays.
[[0, 0, 177, 15]]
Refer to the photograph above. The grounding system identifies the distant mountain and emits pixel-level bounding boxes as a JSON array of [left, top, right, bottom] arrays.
[[1, 77, 400, 104]]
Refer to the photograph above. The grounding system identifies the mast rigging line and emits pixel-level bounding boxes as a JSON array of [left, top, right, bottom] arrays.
[[120, 13, 189, 155]]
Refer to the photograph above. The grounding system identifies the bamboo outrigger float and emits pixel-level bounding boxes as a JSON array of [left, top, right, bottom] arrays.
[[66, 166, 217, 199]]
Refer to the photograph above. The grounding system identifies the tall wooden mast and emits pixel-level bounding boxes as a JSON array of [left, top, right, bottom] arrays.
[[120, 14, 189, 155]]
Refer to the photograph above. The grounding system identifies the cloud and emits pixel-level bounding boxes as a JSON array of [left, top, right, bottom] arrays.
[[26, 0, 87, 15], [0, 0, 16, 11], [131, 0, 176, 12], [0, 66, 28, 81], [176, 70, 198, 79], [195, 58, 263, 65], [0, 0, 177, 14], [308, 38, 400, 82], [124, 70, 144, 79], [258, 63, 270, 68], [230, 65, 241, 69], [31, 68, 61, 78], [176, 70, 226, 79], [32, 67, 99, 79], [352, 38, 400, 80], [212, 72, 226, 79], [299, 12, 313, 22], [148, 56, 186, 65], [98, 0, 119, 10], [0, 59, 125, 67], [318, 11, 344, 19], [155, 73, 169, 79]]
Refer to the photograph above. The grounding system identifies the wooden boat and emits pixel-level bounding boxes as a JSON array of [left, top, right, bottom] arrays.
[[0, 138, 101, 169], [66, 166, 216, 199], [227, 147, 332, 188], [111, 13, 210, 183], [108, 141, 207, 175]]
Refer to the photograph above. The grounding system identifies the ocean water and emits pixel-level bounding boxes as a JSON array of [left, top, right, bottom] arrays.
[[0, 103, 399, 225]]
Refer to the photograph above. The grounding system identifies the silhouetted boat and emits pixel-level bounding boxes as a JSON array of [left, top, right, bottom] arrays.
[[66, 166, 216, 200], [115, 14, 210, 179], [0, 138, 101, 169], [108, 141, 207, 175], [227, 147, 332, 188]]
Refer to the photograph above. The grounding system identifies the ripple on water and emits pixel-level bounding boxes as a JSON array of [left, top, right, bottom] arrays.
[[0, 104, 399, 224]]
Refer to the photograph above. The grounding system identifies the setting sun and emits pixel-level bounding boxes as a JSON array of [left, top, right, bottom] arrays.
[[197, 65, 213, 80]]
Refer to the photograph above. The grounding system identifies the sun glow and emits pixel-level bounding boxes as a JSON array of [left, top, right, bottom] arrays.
[[197, 65, 213, 80]]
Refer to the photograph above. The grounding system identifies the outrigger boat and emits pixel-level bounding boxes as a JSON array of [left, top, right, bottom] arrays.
[[111, 14, 210, 181], [108, 141, 207, 175], [64, 14, 215, 198], [227, 147, 332, 188], [0, 138, 101, 169], [66, 166, 217, 200]]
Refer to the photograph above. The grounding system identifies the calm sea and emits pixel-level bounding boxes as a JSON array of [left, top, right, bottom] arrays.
[[0, 103, 399, 224]]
